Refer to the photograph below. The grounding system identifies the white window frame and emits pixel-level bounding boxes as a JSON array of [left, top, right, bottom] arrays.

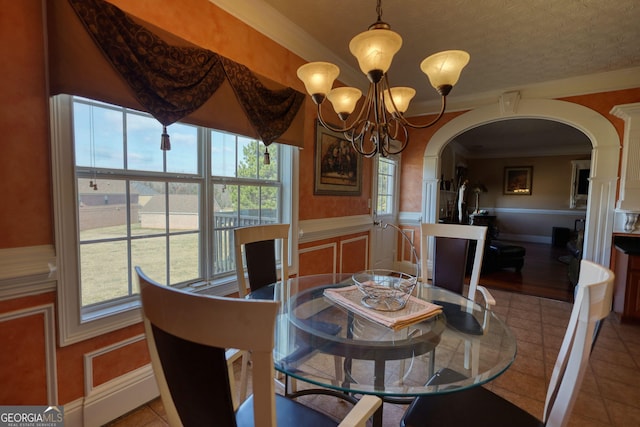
[[375, 156, 399, 217], [51, 95, 298, 346]]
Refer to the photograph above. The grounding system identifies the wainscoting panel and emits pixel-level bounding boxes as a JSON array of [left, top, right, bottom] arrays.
[[83, 334, 150, 393], [339, 235, 368, 273], [299, 242, 337, 275], [0, 304, 57, 404], [81, 332, 155, 427]]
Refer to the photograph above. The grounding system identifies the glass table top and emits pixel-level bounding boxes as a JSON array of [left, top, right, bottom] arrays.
[[260, 273, 517, 398]]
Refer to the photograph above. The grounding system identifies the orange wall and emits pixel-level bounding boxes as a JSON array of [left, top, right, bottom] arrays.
[[398, 111, 467, 213], [0, 1, 52, 248]]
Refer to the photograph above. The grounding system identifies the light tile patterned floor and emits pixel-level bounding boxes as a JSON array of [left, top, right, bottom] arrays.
[[104, 288, 640, 426]]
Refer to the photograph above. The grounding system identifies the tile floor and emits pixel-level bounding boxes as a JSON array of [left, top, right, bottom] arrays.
[[104, 288, 640, 427]]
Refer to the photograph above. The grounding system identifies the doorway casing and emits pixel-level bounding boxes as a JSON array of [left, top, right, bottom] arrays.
[[422, 97, 620, 267]]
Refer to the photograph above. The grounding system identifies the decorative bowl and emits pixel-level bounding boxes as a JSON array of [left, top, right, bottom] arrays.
[[352, 269, 418, 311]]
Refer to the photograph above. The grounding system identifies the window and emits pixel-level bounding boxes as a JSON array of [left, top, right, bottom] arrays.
[[570, 160, 590, 209], [52, 95, 295, 344], [376, 157, 397, 216]]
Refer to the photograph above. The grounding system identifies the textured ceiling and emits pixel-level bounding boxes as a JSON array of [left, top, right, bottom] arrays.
[[212, 0, 640, 157]]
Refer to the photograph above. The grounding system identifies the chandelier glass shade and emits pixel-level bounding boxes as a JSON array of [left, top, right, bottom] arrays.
[[296, 0, 469, 157]]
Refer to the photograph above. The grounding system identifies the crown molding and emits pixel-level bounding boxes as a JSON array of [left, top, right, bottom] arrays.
[[209, 0, 365, 92], [409, 67, 640, 116]]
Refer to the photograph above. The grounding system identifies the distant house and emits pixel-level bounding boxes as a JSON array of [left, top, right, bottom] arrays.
[[139, 194, 223, 230], [77, 180, 161, 231]]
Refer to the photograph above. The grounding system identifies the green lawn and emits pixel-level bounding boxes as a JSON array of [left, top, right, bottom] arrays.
[[80, 225, 202, 306]]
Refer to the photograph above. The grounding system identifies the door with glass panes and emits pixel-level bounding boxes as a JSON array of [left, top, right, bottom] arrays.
[[371, 156, 400, 270]]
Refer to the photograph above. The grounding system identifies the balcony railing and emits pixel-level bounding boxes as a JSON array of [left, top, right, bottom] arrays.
[[213, 212, 278, 274]]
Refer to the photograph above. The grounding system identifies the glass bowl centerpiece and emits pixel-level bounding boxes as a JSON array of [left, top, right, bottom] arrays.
[[352, 269, 418, 311], [352, 221, 421, 311]]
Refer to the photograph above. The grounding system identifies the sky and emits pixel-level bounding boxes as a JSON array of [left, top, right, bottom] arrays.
[[73, 97, 257, 177]]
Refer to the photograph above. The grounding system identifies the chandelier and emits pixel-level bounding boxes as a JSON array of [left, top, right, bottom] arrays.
[[297, 0, 469, 157]]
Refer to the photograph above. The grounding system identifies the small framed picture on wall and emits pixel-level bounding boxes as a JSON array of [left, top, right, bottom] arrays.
[[314, 121, 362, 196], [504, 166, 533, 195]]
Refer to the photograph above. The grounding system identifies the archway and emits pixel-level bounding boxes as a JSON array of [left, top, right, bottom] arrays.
[[422, 97, 620, 266]]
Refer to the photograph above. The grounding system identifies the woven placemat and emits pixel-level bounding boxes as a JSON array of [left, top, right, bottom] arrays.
[[324, 285, 442, 330]]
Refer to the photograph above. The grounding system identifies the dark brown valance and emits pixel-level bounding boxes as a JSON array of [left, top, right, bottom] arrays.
[[48, 0, 305, 149]]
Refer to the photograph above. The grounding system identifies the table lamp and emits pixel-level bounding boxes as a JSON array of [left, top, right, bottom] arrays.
[[472, 183, 488, 214]]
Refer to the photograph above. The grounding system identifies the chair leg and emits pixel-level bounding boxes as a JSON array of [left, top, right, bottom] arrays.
[[471, 341, 480, 377], [239, 352, 249, 403], [227, 356, 239, 410], [334, 355, 344, 385], [288, 374, 298, 393], [397, 359, 407, 385], [463, 340, 480, 377]]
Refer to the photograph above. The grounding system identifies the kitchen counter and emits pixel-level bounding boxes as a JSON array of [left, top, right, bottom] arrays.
[[614, 235, 640, 255]]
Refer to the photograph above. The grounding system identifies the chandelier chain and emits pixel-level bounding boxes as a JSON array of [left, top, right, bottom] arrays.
[[376, 0, 383, 21]]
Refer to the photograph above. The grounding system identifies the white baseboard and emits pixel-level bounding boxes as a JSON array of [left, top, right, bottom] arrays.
[[64, 365, 159, 427]]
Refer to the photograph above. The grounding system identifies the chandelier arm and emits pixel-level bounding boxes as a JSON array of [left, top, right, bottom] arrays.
[[349, 126, 378, 157], [316, 105, 353, 133], [384, 120, 410, 155], [381, 74, 402, 117], [398, 95, 448, 129], [355, 82, 377, 129], [351, 140, 377, 158], [344, 83, 379, 157]]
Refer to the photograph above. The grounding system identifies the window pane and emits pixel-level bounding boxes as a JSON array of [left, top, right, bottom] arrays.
[[74, 101, 124, 169], [379, 159, 390, 175], [378, 174, 389, 192], [213, 183, 238, 276], [211, 131, 237, 177], [260, 186, 279, 223], [81, 240, 129, 306], [237, 137, 258, 179], [167, 123, 198, 174], [169, 233, 200, 283], [127, 113, 164, 172], [240, 185, 260, 220], [168, 182, 200, 232], [78, 178, 129, 240], [136, 181, 167, 235], [214, 183, 237, 218], [377, 157, 396, 215], [131, 236, 167, 285], [212, 224, 234, 275]]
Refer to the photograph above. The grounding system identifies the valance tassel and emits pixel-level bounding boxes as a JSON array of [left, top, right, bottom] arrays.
[[263, 147, 270, 165], [160, 126, 171, 150]]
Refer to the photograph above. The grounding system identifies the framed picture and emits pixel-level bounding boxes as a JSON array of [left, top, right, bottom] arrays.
[[314, 121, 362, 196], [504, 166, 533, 195]]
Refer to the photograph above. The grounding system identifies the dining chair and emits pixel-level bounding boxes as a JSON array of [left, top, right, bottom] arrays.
[[233, 223, 290, 399], [419, 222, 494, 311], [234, 223, 290, 298], [419, 222, 493, 374], [400, 259, 614, 427], [136, 267, 381, 427], [234, 223, 342, 396]]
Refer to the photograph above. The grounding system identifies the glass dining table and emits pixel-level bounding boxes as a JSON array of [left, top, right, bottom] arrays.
[[248, 273, 517, 427]]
